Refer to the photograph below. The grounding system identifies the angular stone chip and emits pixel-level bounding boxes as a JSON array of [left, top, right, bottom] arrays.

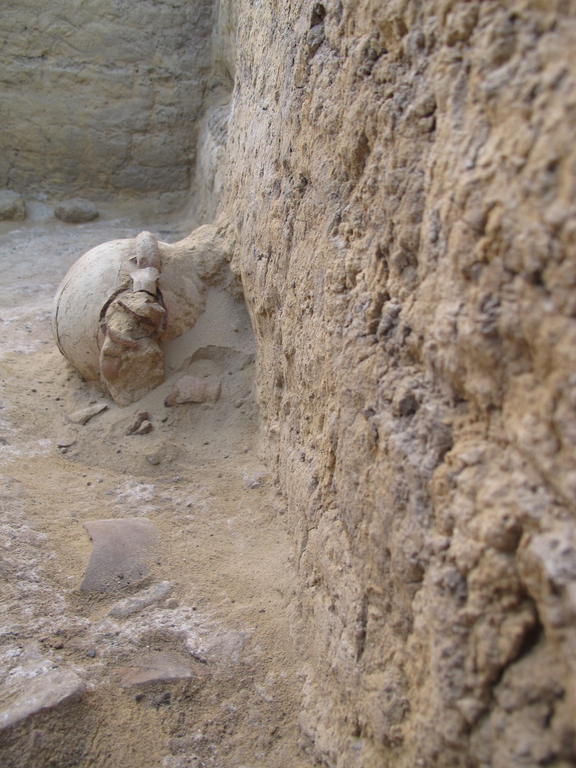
[[0, 190, 25, 221], [0, 667, 85, 732]]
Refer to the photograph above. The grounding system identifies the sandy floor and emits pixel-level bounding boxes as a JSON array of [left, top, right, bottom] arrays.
[[0, 206, 313, 768]]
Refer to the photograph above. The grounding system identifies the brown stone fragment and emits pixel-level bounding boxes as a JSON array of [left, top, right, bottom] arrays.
[[164, 376, 221, 407], [125, 411, 152, 435], [81, 518, 160, 593]]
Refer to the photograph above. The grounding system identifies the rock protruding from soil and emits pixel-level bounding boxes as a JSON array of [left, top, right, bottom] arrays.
[[125, 411, 154, 435], [165, 375, 221, 406], [81, 518, 161, 592], [0, 666, 85, 731], [0, 190, 25, 221], [54, 198, 99, 223]]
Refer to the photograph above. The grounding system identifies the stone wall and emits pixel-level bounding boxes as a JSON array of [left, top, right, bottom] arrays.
[[222, 1, 576, 766], [0, 0, 216, 201]]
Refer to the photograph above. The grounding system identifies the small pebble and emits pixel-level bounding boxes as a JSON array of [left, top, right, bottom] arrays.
[[97, 479, 103, 483], [203, 440, 209, 445], [58, 437, 76, 449], [173, 476, 180, 483], [243, 447, 249, 454], [165, 598, 179, 609], [86, 649, 96, 658]]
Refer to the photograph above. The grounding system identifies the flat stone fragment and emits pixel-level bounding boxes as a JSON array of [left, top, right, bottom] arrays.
[[115, 651, 199, 686], [81, 518, 161, 593], [57, 437, 77, 448], [0, 667, 85, 731], [0, 190, 25, 221], [64, 402, 108, 425], [109, 581, 171, 617], [54, 198, 99, 223], [165, 375, 221, 407]]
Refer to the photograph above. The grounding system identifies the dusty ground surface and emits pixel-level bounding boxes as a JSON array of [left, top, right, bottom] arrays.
[[0, 206, 313, 768]]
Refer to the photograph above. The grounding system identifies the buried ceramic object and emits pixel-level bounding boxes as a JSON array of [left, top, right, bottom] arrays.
[[52, 225, 225, 406]]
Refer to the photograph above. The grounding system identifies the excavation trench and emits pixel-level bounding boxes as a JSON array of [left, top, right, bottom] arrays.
[[0, 209, 313, 768]]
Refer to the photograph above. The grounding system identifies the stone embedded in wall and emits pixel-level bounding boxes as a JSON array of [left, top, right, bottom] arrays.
[[54, 198, 99, 224], [0, 190, 25, 221]]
